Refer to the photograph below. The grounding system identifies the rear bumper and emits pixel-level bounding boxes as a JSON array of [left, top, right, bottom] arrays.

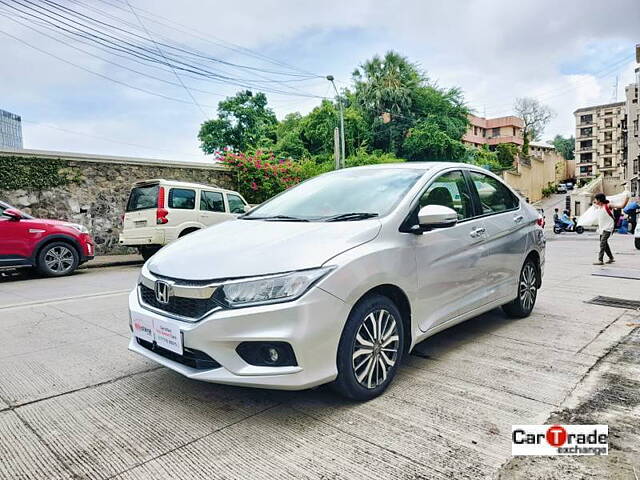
[[119, 229, 165, 246]]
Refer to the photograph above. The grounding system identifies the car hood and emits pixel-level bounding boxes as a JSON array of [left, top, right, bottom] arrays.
[[147, 218, 382, 280]]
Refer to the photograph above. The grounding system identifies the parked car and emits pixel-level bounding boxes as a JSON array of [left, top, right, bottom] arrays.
[[128, 163, 545, 400], [119, 179, 249, 260], [556, 183, 567, 193], [0, 201, 94, 276], [565, 182, 574, 191]]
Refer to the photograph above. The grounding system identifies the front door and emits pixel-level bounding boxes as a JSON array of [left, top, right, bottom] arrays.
[[413, 170, 489, 332]]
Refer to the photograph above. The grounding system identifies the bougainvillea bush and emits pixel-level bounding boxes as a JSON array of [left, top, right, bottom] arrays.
[[221, 151, 304, 204]]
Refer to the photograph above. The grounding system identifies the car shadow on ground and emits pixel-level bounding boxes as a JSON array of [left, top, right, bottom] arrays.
[[137, 307, 514, 414]]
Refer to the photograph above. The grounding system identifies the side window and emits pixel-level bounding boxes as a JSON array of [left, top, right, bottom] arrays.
[[227, 194, 246, 214], [200, 191, 225, 212], [168, 188, 195, 210], [468, 171, 519, 215], [419, 170, 474, 221]]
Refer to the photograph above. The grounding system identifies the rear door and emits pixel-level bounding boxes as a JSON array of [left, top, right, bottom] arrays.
[[167, 187, 197, 228], [466, 170, 527, 301], [122, 183, 159, 232], [413, 169, 489, 331], [199, 190, 234, 226]]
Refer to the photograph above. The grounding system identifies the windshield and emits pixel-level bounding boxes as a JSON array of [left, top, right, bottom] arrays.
[[126, 185, 159, 212], [244, 168, 424, 221]]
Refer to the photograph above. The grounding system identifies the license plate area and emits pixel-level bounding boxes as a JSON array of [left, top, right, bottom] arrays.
[[134, 220, 148, 228], [133, 316, 183, 355]]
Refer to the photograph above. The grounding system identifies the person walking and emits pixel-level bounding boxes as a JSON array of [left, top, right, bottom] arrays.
[[593, 193, 615, 265]]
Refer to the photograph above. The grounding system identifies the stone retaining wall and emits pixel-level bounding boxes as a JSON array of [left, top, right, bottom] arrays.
[[0, 149, 234, 254]]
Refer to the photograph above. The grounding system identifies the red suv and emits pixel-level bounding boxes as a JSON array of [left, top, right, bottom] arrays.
[[0, 201, 95, 276]]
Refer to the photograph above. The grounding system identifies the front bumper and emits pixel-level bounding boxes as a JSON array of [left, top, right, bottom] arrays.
[[128, 286, 349, 390]]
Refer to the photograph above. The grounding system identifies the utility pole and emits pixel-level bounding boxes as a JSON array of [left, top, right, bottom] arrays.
[[326, 75, 345, 168], [333, 128, 340, 170]]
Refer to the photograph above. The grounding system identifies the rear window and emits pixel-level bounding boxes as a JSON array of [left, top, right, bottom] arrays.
[[126, 185, 159, 212], [169, 188, 196, 210]]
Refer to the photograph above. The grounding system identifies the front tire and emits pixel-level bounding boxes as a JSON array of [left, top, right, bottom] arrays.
[[36, 242, 79, 277], [332, 294, 404, 401], [502, 259, 538, 318], [635, 237, 640, 250]]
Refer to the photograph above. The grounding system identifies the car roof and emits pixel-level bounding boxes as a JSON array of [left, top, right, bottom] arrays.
[[133, 179, 239, 194], [341, 161, 499, 176]]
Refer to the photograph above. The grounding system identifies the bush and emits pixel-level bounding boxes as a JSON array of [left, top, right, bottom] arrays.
[[0, 156, 80, 191], [221, 151, 303, 204], [541, 183, 555, 198]]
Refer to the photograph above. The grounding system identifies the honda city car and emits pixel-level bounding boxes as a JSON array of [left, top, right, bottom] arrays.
[[128, 163, 545, 400]]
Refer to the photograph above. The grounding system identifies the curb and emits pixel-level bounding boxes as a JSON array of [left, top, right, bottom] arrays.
[[80, 259, 144, 270]]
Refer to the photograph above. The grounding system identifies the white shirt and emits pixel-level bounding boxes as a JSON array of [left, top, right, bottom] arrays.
[[595, 205, 614, 234]]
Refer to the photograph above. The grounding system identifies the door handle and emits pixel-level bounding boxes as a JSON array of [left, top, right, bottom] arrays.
[[470, 227, 486, 238], [513, 215, 524, 223]]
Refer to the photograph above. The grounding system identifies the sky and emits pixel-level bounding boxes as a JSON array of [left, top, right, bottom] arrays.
[[1, 0, 639, 162]]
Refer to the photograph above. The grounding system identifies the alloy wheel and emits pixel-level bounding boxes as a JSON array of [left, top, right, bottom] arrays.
[[519, 263, 537, 311], [44, 246, 75, 273], [352, 309, 400, 389]]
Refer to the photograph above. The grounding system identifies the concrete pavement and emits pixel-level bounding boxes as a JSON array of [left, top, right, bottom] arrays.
[[0, 234, 638, 479]]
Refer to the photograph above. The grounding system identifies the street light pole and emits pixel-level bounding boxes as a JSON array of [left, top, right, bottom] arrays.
[[326, 75, 345, 169]]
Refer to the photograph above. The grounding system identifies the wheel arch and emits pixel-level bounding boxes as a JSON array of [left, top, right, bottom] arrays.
[[352, 284, 413, 355], [32, 234, 82, 264], [178, 227, 201, 237], [524, 249, 542, 288]]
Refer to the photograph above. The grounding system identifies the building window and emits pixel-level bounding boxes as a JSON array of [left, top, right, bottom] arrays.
[[580, 127, 593, 137], [580, 140, 592, 149], [604, 119, 613, 128], [492, 127, 500, 137], [604, 145, 612, 154], [604, 131, 612, 141], [580, 152, 592, 162], [580, 114, 593, 124]]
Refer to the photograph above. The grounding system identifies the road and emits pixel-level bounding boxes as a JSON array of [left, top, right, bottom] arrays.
[[1, 233, 639, 479]]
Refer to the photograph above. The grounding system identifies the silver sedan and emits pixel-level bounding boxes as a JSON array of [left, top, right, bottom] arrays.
[[129, 163, 545, 400]]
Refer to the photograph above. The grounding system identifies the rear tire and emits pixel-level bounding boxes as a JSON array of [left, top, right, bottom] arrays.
[[635, 238, 640, 250], [331, 294, 404, 401], [502, 258, 538, 318], [553, 225, 562, 234], [36, 242, 79, 277], [576, 226, 584, 234], [138, 246, 160, 262]]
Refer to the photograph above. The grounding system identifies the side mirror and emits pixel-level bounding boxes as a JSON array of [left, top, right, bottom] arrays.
[[3, 208, 23, 221], [417, 205, 458, 231]]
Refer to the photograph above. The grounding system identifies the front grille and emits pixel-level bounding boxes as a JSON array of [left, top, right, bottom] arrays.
[[139, 284, 220, 319], [136, 337, 221, 370], [586, 296, 640, 310]]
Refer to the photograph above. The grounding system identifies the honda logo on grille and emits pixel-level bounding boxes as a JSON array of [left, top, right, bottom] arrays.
[[154, 281, 171, 304]]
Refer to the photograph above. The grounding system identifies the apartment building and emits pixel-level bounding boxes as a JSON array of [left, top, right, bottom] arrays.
[[622, 46, 640, 196], [574, 101, 626, 183], [462, 115, 524, 149]]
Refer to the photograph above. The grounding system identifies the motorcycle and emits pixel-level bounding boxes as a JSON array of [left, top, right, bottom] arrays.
[[553, 218, 584, 234]]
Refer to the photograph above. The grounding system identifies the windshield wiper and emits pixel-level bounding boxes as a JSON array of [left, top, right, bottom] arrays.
[[242, 215, 309, 222], [323, 212, 379, 222]]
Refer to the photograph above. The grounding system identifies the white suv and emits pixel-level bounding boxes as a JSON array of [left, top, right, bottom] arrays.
[[119, 179, 249, 260]]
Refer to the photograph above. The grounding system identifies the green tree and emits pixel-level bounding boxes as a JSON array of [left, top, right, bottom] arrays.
[[495, 143, 519, 169], [551, 134, 575, 160], [198, 90, 277, 153]]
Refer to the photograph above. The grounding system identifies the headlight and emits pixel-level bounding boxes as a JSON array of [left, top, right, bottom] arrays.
[[68, 223, 89, 234], [217, 267, 334, 308]]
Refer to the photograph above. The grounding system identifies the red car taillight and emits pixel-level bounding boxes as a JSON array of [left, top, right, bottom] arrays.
[[156, 186, 168, 224]]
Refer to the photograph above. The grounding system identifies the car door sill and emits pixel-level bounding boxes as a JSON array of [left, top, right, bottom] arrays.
[[415, 294, 514, 344]]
